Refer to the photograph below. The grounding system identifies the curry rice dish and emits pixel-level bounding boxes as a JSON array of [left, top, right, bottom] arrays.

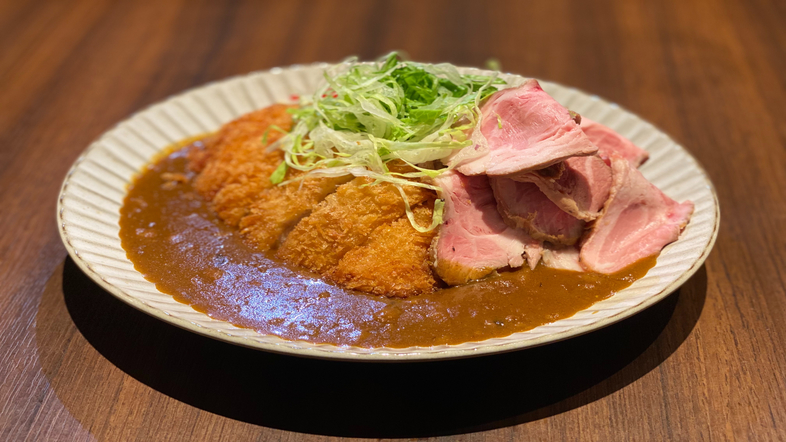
[[119, 57, 691, 347]]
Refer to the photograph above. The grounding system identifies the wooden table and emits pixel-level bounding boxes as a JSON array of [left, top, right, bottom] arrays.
[[2, 0, 785, 440]]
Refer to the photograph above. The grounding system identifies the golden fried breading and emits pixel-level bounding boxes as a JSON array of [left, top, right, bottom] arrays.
[[212, 175, 277, 227], [277, 177, 434, 274], [193, 104, 292, 199], [239, 170, 353, 250], [186, 134, 220, 173], [189, 104, 443, 297], [327, 204, 438, 297]]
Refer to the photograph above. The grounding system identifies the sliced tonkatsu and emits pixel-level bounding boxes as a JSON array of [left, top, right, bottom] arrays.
[[239, 170, 352, 250], [276, 177, 433, 274], [327, 204, 438, 297]]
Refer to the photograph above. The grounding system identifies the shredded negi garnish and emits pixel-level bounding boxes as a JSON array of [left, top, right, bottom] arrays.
[[269, 53, 505, 231]]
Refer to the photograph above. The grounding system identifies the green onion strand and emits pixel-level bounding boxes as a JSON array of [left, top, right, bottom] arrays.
[[271, 52, 506, 231]]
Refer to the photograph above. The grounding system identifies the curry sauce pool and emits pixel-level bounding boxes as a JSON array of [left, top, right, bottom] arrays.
[[119, 144, 656, 348]]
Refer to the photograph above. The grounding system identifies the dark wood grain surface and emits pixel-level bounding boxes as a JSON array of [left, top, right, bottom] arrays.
[[2, 0, 785, 440]]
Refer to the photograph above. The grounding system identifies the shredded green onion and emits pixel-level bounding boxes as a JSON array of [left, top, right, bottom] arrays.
[[269, 160, 288, 184], [270, 52, 505, 231]]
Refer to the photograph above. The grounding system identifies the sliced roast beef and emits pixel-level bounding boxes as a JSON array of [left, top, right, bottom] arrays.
[[580, 156, 694, 274], [491, 177, 585, 245], [515, 154, 613, 221], [581, 118, 649, 168], [431, 171, 541, 285], [450, 79, 598, 176], [541, 245, 584, 272]]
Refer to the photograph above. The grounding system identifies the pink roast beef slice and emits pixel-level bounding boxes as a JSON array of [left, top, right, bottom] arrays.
[[515, 154, 613, 221], [430, 171, 542, 285], [580, 156, 694, 274], [541, 245, 584, 272], [450, 79, 597, 176], [581, 118, 649, 168], [491, 177, 585, 245]]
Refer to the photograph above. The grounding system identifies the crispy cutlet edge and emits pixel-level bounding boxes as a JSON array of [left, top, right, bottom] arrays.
[[191, 104, 293, 200], [277, 177, 436, 276], [274, 177, 384, 271], [326, 202, 439, 297], [239, 172, 353, 251]]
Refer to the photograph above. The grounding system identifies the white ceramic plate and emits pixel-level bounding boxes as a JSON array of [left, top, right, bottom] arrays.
[[57, 63, 719, 361]]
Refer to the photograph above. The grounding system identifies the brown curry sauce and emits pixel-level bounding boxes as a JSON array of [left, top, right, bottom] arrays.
[[119, 143, 656, 348]]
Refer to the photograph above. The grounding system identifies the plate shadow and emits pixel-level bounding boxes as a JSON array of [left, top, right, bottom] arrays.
[[51, 257, 707, 438]]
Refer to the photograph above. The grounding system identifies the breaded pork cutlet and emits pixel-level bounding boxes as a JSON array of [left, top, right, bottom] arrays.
[[239, 170, 353, 250], [327, 204, 438, 297], [189, 104, 293, 176], [190, 105, 443, 297], [191, 104, 293, 225], [192, 104, 292, 200], [277, 177, 434, 274]]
